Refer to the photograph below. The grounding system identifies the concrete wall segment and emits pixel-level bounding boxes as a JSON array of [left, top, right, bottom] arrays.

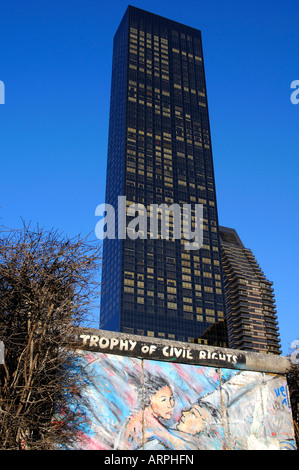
[[73, 327, 291, 375]]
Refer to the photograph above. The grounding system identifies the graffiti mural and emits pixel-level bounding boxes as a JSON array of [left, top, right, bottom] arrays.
[[62, 350, 296, 450]]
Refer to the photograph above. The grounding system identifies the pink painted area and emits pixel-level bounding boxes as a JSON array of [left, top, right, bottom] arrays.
[[78, 432, 110, 450]]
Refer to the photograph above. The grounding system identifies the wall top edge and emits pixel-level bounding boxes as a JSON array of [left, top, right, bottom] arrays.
[[73, 327, 291, 375]]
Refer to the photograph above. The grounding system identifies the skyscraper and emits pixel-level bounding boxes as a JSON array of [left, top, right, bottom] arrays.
[[219, 226, 281, 354], [100, 6, 227, 347]]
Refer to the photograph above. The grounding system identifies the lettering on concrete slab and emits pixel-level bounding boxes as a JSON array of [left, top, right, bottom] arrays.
[[76, 333, 245, 368]]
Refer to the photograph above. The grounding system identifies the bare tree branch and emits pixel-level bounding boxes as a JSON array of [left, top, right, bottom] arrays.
[[0, 223, 101, 449]]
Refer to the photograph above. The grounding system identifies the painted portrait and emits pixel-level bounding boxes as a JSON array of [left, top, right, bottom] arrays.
[[61, 350, 296, 450]]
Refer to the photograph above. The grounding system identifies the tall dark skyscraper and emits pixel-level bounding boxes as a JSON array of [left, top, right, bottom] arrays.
[[219, 227, 281, 354], [100, 6, 227, 347]]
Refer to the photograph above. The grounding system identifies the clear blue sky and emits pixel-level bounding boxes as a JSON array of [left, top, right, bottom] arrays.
[[1, 0, 298, 355]]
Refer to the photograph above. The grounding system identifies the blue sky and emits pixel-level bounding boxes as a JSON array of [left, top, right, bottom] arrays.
[[0, 0, 298, 355]]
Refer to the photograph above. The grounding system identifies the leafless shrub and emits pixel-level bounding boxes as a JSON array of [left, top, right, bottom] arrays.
[[0, 224, 101, 449]]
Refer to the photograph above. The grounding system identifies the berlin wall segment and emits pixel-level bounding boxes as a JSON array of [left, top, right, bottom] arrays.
[[74, 327, 291, 374], [61, 328, 296, 450]]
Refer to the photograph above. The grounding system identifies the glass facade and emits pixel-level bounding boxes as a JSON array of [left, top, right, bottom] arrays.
[[220, 227, 281, 354], [100, 6, 228, 346]]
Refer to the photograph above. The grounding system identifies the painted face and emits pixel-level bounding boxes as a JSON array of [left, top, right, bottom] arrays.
[[176, 404, 211, 435], [150, 385, 175, 420]]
